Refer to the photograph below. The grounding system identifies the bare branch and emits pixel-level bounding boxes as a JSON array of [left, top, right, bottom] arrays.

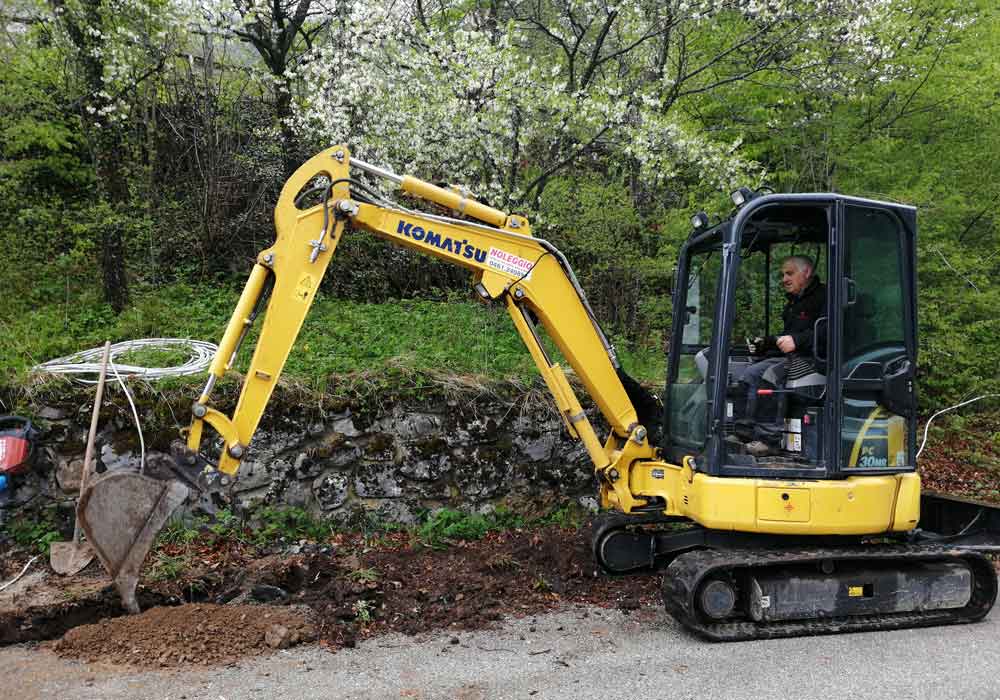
[[517, 124, 611, 203], [932, 247, 980, 293], [578, 9, 618, 90]]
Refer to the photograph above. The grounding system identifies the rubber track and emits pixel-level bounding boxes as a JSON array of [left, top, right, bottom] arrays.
[[661, 546, 998, 641]]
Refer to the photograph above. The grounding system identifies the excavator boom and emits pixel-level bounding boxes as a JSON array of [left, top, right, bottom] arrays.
[[175, 146, 655, 512]]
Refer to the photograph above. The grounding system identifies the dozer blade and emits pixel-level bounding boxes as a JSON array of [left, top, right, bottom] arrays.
[[77, 470, 189, 614]]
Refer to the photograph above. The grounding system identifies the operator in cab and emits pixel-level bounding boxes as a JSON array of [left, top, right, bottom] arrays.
[[740, 255, 826, 454]]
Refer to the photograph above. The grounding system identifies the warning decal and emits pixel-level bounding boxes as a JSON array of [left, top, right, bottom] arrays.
[[294, 273, 316, 302], [487, 247, 535, 280]]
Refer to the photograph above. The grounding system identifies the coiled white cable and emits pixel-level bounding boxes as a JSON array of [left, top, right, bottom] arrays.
[[32, 338, 218, 383]]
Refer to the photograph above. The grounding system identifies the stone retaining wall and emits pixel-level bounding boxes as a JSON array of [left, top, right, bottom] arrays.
[[4, 380, 603, 524]]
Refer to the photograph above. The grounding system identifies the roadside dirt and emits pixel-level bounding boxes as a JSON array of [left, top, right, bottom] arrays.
[[297, 526, 654, 648], [0, 523, 658, 669], [52, 603, 317, 667]]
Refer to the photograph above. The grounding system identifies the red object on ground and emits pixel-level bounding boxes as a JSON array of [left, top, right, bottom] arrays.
[[0, 416, 36, 476], [756, 389, 775, 396]]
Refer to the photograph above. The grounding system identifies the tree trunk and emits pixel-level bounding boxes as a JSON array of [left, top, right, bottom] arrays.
[[51, 0, 130, 311]]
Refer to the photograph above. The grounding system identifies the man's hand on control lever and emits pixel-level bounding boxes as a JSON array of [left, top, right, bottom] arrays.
[[746, 335, 796, 355], [747, 335, 780, 355]]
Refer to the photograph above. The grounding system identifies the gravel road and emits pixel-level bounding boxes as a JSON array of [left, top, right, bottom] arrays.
[[6, 604, 1000, 700]]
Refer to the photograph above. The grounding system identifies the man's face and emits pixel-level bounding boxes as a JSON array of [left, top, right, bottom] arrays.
[[781, 261, 811, 296]]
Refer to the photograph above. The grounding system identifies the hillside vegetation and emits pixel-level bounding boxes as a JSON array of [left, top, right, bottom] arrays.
[[1, 0, 998, 410]]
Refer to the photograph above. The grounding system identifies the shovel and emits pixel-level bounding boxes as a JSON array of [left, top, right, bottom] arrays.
[[50, 341, 111, 575]]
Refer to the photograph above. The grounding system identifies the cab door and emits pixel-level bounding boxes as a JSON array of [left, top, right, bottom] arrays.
[[833, 202, 918, 474]]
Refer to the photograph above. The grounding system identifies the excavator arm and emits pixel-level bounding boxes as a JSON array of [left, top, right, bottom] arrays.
[[178, 145, 655, 511]]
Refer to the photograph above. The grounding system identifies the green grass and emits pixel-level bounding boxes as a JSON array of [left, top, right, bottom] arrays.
[[413, 503, 587, 548], [1, 282, 666, 388], [115, 346, 193, 368], [148, 552, 191, 581], [417, 508, 496, 545]]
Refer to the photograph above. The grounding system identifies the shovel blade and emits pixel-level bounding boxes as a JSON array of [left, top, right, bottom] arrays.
[[49, 540, 95, 576], [77, 471, 189, 613]]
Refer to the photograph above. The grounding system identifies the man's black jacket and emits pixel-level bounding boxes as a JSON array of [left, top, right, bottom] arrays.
[[779, 276, 826, 352]]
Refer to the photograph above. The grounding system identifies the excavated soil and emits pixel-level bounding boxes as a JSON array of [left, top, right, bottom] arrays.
[[297, 526, 656, 648], [1, 523, 659, 668], [52, 603, 317, 667]]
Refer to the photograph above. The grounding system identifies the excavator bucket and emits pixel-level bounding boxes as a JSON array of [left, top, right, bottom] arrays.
[[77, 470, 189, 613]]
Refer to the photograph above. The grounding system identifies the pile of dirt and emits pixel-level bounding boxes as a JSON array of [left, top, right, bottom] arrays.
[[52, 603, 316, 667]]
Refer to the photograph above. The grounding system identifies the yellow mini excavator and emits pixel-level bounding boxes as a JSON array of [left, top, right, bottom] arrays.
[[79, 146, 1000, 639]]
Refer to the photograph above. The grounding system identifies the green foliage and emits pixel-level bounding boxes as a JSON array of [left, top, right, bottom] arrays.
[[538, 174, 676, 343], [488, 505, 526, 531], [417, 508, 493, 546], [536, 501, 588, 530], [352, 598, 374, 624], [156, 507, 327, 552], [414, 501, 584, 549], [5, 509, 62, 554], [250, 506, 332, 545], [156, 509, 250, 550], [207, 509, 242, 538]]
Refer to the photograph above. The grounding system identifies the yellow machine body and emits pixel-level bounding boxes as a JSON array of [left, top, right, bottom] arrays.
[[619, 457, 920, 535]]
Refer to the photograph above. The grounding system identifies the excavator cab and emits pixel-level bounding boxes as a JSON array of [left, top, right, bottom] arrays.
[[663, 195, 918, 480]]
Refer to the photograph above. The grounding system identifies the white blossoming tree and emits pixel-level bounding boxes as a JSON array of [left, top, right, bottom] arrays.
[[199, 0, 334, 177], [291, 0, 925, 213]]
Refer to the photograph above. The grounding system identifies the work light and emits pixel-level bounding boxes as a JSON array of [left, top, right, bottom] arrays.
[[690, 212, 709, 229]]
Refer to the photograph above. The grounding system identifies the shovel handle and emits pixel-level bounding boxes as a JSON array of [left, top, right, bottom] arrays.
[[74, 341, 112, 544]]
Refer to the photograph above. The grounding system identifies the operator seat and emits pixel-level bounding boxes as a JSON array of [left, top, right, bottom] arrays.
[[783, 354, 826, 394]]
